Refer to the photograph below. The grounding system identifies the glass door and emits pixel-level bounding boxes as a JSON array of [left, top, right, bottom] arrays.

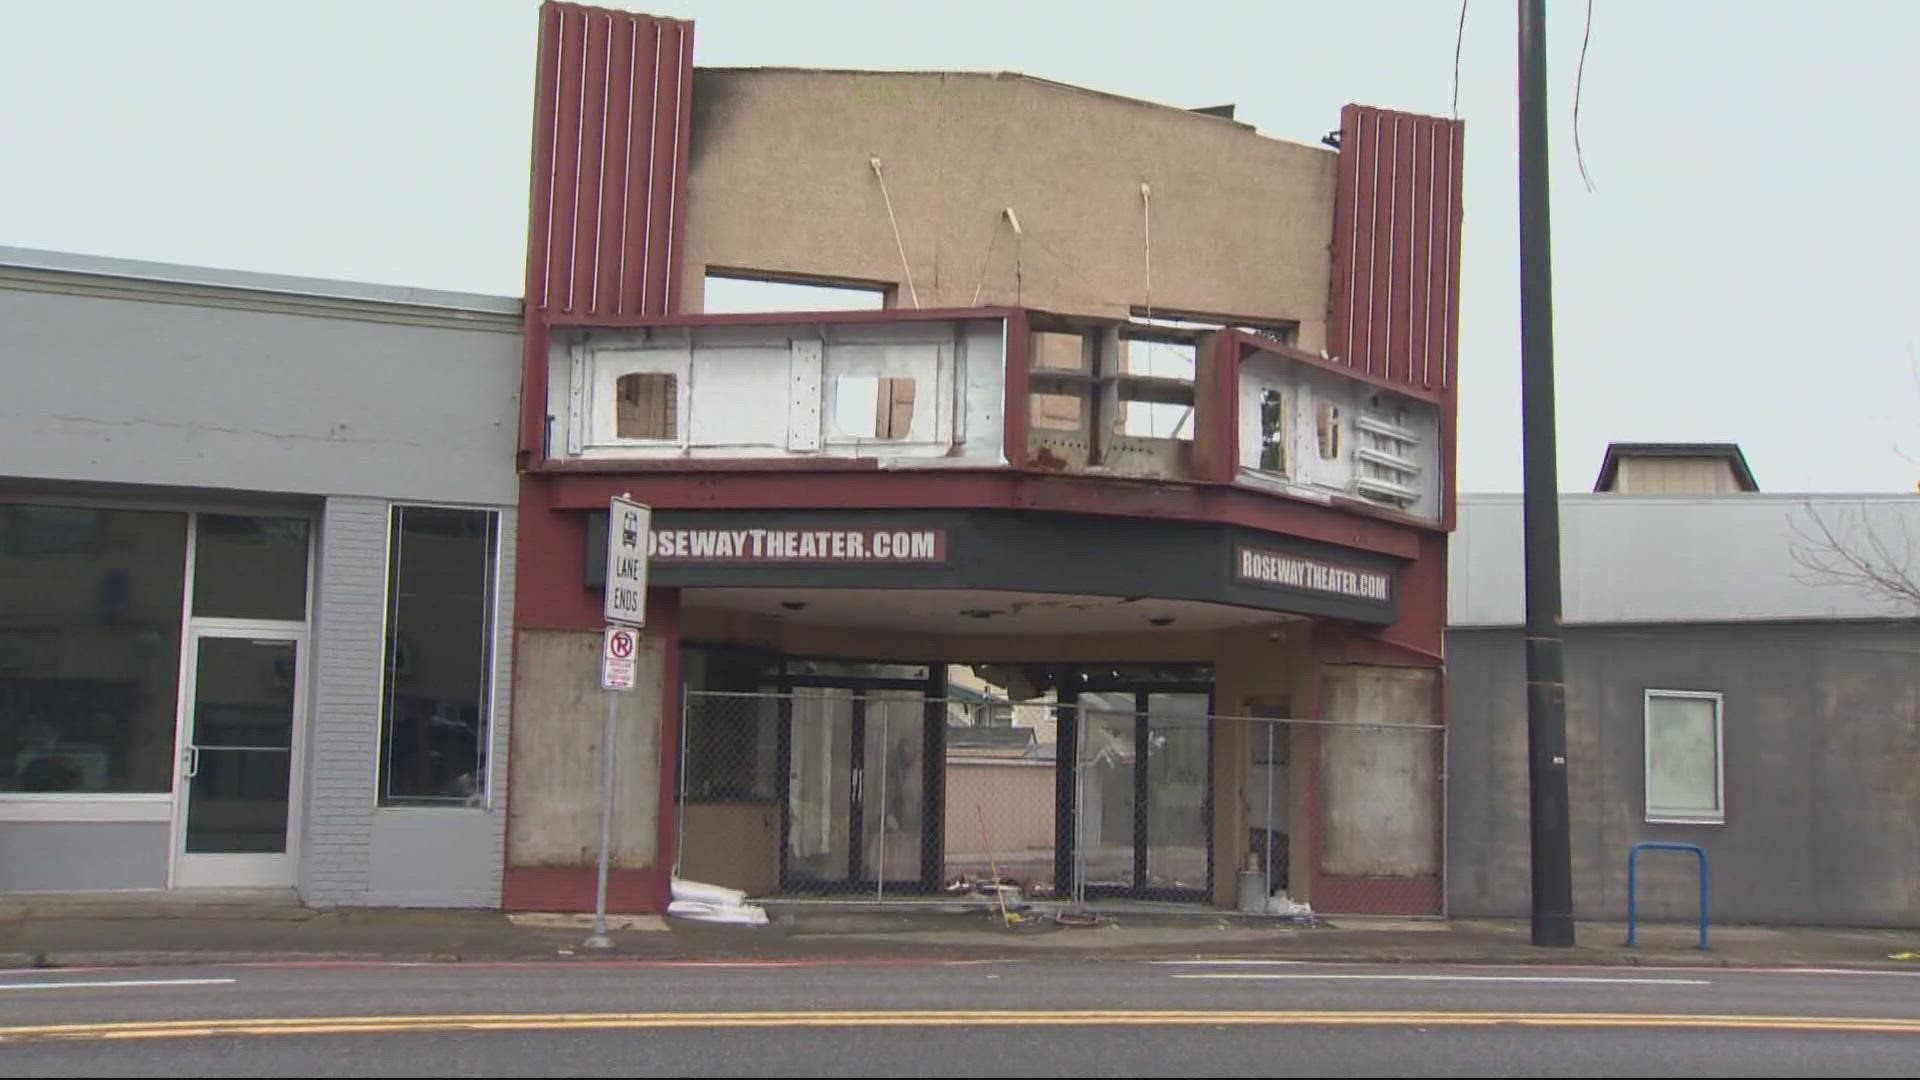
[[861, 690, 927, 894], [173, 630, 304, 888], [1144, 693, 1212, 896], [1070, 687, 1213, 901], [783, 687, 857, 889], [780, 683, 934, 895], [1076, 693, 1139, 892]]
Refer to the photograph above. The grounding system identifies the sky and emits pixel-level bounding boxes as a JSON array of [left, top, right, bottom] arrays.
[[3, 0, 1916, 494]]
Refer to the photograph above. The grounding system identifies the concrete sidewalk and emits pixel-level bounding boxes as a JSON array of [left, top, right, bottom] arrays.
[[2, 894, 1915, 970]]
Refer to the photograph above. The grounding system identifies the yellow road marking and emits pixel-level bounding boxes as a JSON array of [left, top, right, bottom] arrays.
[[2, 1010, 1919, 1043]]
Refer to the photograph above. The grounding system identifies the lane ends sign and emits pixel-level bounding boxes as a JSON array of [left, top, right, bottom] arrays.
[[604, 495, 651, 627]]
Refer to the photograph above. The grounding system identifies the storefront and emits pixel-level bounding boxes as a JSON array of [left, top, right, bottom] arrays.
[[601, 507, 1402, 907], [674, 651, 1220, 904], [0, 247, 522, 905], [504, 497, 1446, 916], [0, 502, 315, 889]]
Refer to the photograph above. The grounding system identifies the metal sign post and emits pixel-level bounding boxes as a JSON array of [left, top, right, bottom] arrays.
[[586, 495, 650, 952]]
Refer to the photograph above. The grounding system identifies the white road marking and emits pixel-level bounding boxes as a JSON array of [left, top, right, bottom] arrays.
[[1672, 966, 1920, 979], [1170, 973, 1710, 986], [0, 978, 236, 992]]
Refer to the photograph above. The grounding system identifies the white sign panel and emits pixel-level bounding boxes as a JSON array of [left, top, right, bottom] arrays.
[[601, 625, 638, 691], [604, 496, 651, 627]]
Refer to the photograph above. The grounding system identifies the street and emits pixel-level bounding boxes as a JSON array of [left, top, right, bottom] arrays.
[[1, 959, 1916, 1077]]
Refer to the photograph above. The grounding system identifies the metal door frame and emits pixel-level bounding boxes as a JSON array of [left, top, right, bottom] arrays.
[[169, 623, 309, 889], [775, 661, 946, 896], [1061, 675, 1216, 903]]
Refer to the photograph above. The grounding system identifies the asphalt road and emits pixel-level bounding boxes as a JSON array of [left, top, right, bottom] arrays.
[[2, 958, 1916, 1077]]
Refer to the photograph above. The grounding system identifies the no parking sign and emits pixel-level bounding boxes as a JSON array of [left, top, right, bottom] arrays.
[[600, 625, 637, 691]]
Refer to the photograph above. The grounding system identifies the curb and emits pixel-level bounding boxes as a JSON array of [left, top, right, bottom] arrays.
[[32, 951, 477, 968]]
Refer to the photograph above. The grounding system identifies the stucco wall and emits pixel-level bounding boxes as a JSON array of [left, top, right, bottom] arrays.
[[0, 268, 520, 506], [1447, 622, 1920, 927]]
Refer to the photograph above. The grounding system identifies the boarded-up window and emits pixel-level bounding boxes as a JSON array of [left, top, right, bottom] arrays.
[[1319, 665, 1440, 877], [877, 377, 915, 439], [615, 373, 677, 439], [1645, 691, 1724, 823], [833, 375, 916, 440]]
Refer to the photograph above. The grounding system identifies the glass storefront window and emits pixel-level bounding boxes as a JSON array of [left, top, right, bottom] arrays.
[[681, 647, 781, 803], [378, 506, 500, 805], [0, 505, 188, 794], [192, 515, 310, 621]]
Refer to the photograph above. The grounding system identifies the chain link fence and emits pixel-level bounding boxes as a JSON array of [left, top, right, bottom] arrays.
[[673, 690, 1444, 917]]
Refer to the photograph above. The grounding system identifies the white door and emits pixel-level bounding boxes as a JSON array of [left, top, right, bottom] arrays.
[[173, 628, 305, 888]]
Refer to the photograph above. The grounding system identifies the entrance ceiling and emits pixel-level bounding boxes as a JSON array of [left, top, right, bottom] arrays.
[[682, 588, 1298, 636]]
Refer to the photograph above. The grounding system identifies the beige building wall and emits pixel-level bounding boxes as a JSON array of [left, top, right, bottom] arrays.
[[946, 760, 1055, 873], [1212, 623, 1316, 906], [1318, 664, 1442, 878], [1611, 457, 1747, 494], [506, 630, 664, 870], [683, 70, 1339, 348]]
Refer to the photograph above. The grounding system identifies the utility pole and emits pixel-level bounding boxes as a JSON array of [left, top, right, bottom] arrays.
[[1517, 0, 1576, 948]]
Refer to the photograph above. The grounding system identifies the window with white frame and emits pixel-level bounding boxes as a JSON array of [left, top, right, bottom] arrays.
[[379, 506, 500, 806], [1644, 690, 1724, 824]]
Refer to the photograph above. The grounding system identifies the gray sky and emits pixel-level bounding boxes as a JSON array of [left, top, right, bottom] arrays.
[[4, 0, 1915, 494]]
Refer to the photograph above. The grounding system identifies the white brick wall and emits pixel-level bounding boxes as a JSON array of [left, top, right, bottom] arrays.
[[481, 507, 516, 900], [299, 497, 387, 903]]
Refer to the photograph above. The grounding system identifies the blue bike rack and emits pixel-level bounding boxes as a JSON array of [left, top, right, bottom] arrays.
[[1626, 841, 1709, 950]]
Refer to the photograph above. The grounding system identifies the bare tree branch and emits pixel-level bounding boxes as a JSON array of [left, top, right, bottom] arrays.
[[1786, 346, 1920, 612], [1789, 500, 1920, 612]]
